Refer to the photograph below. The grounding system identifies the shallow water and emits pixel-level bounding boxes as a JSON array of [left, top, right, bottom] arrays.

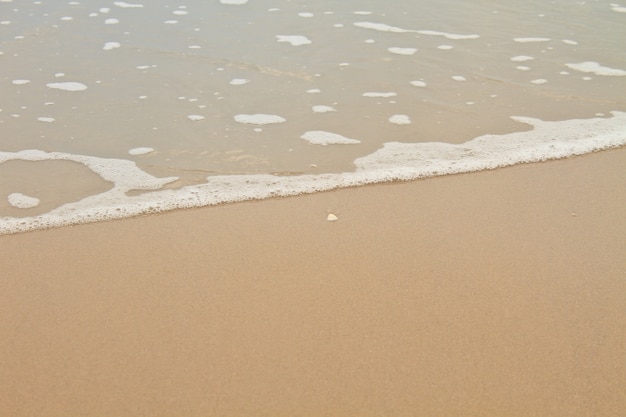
[[1, 0, 626, 234]]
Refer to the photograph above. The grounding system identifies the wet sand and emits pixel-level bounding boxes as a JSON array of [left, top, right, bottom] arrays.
[[1, 148, 625, 417]]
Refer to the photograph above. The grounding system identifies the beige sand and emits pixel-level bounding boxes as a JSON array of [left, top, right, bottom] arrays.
[[1, 148, 625, 417]]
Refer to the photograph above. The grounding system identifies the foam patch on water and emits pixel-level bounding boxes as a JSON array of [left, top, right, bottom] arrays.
[[511, 55, 534, 62], [363, 92, 397, 98], [565, 61, 626, 76], [128, 147, 154, 155], [234, 114, 286, 124], [389, 115, 411, 125], [1, 113, 625, 235], [37, 117, 55, 123], [354, 21, 479, 39], [388, 47, 417, 55], [410, 80, 427, 87], [220, 0, 248, 4], [114, 1, 143, 8], [312, 105, 336, 113], [103, 41, 121, 50], [514, 37, 551, 42], [12, 79, 31, 85], [300, 131, 361, 146], [8, 193, 40, 209], [276, 35, 311, 46], [187, 115, 205, 121], [229, 78, 250, 85], [46, 82, 88, 91]]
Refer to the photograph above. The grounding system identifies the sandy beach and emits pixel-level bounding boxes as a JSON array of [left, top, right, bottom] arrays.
[[1, 148, 625, 416]]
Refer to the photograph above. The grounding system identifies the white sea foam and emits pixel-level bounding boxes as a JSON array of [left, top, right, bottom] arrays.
[[514, 37, 551, 42], [229, 78, 250, 85], [103, 41, 121, 50], [187, 115, 205, 121], [2, 113, 625, 235], [354, 22, 479, 39], [410, 80, 427, 87], [452, 75, 466, 81], [276, 35, 312, 46], [531, 79, 548, 84], [37, 117, 55, 123], [8, 193, 40, 209], [234, 114, 286, 124], [511, 55, 534, 62], [389, 115, 411, 125], [300, 131, 361, 146], [128, 147, 154, 155], [353, 22, 415, 33], [565, 61, 626, 76], [417, 30, 479, 40], [220, 0, 248, 4], [114, 1, 143, 8], [312, 105, 336, 113], [12, 79, 30, 85], [105, 18, 119, 24], [46, 82, 88, 91], [363, 92, 397, 98], [388, 47, 417, 55]]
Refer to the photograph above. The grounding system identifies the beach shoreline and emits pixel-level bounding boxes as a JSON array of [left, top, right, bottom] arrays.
[[1, 148, 625, 416]]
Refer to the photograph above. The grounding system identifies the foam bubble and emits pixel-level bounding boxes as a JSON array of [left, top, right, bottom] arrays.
[[187, 115, 205, 121], [37, 117, 55, 123], [113, 1, 143, 7], [128, 147, 154, 155], [105, 18, 119, 24], [312, 105, 336, 113], [229, 78, 250, 85], [514, 37, 551, 42], [234, 114, 286, 124], [388, 47, 417, 55], [46, 82, 88, 91], [12, 79, 30, 85], [417, 30, 479, 40], [410, 80, 427, 87], [276, 35, 312, 46], [353, 21, 414, 33], [300, 131, 361, 146], [8, 193, 40, 209], [437, 45, 453, 50], [511, 55, 534, 62], [611, 5, 626, 12], [389, 115, 411, 125], [307, 89, 321, 94], [363, 92, 397, 98], [531, 79, 548, 84], [103, 41, 121, 50], [220, 0, 248, 4], [565, 61, 626, 76], [298, 12, 314, 18], [516, 66, 531, 71], [452, 75, 466, 81], [562, 39, 578, 45]]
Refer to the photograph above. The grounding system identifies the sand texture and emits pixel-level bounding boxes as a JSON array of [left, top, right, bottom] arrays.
[[1, 149, 625, 416]]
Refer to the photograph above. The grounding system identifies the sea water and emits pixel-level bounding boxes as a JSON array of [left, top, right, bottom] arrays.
[[1, 0, 625, 234]]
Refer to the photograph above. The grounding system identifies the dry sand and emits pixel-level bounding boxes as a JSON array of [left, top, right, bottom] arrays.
[[1, 148, 625, 417]]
